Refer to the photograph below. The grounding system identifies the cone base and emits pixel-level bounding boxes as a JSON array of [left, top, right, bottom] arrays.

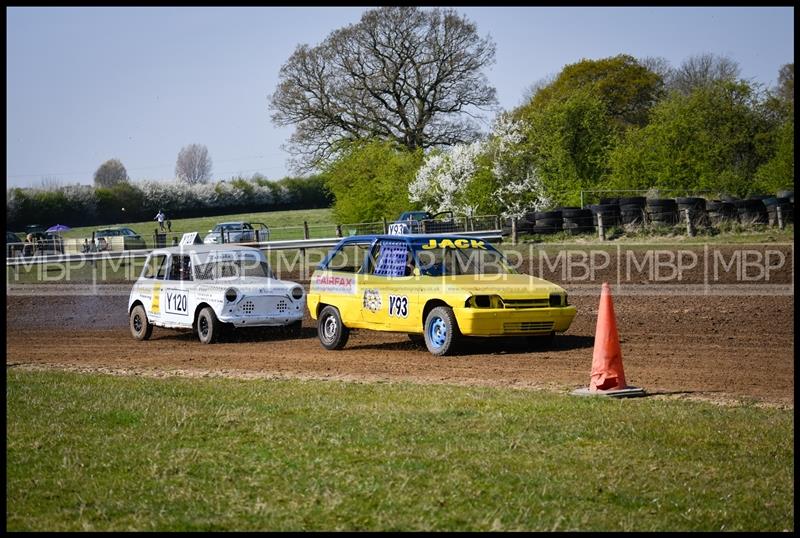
[[571, 386, 646, 398]]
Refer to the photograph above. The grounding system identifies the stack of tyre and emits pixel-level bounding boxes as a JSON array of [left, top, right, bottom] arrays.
[[732, 199, 769, 224], [675, 197, 708, 227], [763, 196, 794, 225], [645, 198, 679, 225], [532, 210, 563, 234], [587, 199, 621, 227], [518, 212, 537, 234], [618, 197, 647, 225], [706, 200, 738, 225], [560, 207, 594, 235]]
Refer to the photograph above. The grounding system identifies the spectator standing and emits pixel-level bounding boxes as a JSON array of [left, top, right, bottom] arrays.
[[155, 209, 166, 232]]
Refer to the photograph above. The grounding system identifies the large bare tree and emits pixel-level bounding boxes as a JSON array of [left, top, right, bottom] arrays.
[[269, 6, 498, 171], [669, 52, 741, 94], [175, 144, 213, 184]]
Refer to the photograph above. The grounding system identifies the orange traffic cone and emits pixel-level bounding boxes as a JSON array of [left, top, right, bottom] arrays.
[[572, 283, 645, 398]]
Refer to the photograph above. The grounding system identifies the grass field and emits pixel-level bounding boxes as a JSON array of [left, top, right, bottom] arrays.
[[6, 370, 793, 531]]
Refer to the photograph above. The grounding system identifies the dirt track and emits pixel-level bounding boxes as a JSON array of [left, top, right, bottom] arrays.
[[6, 288, 794, 407]]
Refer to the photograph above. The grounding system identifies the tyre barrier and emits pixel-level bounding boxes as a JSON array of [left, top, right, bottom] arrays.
[[706, 200, 738, 224], [561, 208, 595, 234], [598, 197, 620, 206], [587, 204, 621, 227], [676, 197, 709, 227], [646, 198, 679, 225], [763, 197, 794, 225], [777, 190, 794, 204], [532, 210, 563, 234], [733, 199, 769, 224]]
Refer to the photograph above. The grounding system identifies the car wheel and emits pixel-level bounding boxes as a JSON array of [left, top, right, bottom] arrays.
[[526, 331, 555, 350], [285, 320, 303, 338], [407, 333, 425, 348], [318, 306, 350, 350], [130, 304, 153, 341], [197, 306, 221, 344], [424, 306, 459, 356]]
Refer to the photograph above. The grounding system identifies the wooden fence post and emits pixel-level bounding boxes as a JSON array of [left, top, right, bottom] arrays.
[[303, 221, 309, 240], [776, 205, 785, 229], [336, 224, 343, 238], [684, 209, 695, 237], [511, 217, 518, 246], [382, 217, 388, 234], [597, 213, 605, 241]]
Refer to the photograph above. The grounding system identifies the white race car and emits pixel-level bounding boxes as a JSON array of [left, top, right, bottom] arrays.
[[128, 244, 305, 343]]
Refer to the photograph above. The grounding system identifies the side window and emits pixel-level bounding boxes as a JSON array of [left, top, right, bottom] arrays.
[[143, 254, 167, 279], [168, 255, 193, 281], [325, 243, 371, 273], [371, 241, 414, 277]]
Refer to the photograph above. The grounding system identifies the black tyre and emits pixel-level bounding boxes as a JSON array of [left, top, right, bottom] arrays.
[[423, 306, 460, 356], [197, 306, 221, 344], [318, 305, 350, 350], [534, 210, 563, 220], [599, 197, 619, 206], [129, 304, 153, 341], [646, 198, 677, 208], [618, 196, 646, 207], [561, 208, 593, 219]]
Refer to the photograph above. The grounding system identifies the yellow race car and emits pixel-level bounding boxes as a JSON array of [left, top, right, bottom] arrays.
[[307, 234, 577, 356]]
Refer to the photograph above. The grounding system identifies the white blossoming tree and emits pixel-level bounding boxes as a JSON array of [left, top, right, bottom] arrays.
[[410, 112, 551, 219], [488, 113, 551, 219], [409, 140, 486, 216]]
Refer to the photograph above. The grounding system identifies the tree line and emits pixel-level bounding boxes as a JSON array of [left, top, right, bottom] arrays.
[[268, 7, 794, 222], [6, 174, 331, 231]]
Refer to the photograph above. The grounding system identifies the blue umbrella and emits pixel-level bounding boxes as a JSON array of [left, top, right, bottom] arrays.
[[46, 224, 71, 233]]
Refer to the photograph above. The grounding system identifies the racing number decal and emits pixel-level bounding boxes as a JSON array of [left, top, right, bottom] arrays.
[[388, 295, 408, 318], [165, 290, 189, 316]]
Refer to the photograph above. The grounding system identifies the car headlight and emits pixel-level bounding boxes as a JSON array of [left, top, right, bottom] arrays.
[[549, 293, 565, 307], [291, 286, 304, 300], [225, 288, 239, 303]]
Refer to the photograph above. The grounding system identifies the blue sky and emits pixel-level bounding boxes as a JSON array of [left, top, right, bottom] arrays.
[[5, 6, 794, 188]]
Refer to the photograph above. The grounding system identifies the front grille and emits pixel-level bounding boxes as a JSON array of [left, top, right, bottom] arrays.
[[237, 297, 294, 316], [503, 321, 554, 334], [501, 298, 549, 309]]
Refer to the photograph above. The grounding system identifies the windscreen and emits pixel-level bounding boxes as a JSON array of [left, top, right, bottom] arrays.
[[412, 240, 511, 276]]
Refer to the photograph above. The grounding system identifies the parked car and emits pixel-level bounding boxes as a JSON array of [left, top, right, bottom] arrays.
[[388, 211, 460, 234], [203, 222, 270, 244], [307, 234, 577, 356], [128, 245, 305, 343], [93, 227, 147, 251], [6, 231, 23, 257]]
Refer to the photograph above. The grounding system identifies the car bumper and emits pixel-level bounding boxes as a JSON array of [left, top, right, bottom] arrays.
[[218, 295, 305, 327], [218, 309, 304, 327], [453, 305, 577, 336]]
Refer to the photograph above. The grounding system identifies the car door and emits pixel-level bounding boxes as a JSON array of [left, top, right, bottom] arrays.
[[159, 254, 193, 327], [139, 253, 168, 322], [360, 239, 418, 330]]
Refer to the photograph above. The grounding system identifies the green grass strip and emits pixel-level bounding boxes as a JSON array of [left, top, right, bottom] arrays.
[[6, 370, 794, 531]]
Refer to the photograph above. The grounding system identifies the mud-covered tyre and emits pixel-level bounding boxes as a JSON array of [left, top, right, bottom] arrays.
[[196, 306, 221, 344], [424, 306, 460, 356], [318, 306, 350, 350], [129, 304, 153, 341]]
